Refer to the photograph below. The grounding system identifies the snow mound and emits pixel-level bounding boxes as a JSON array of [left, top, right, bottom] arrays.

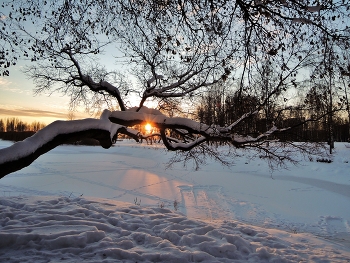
[[1, 196, 349, 263]]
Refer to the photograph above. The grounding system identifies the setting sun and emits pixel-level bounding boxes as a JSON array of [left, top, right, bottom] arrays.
[[145, 123, 152, 133]]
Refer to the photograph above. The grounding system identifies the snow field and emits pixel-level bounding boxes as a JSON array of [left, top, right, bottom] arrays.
[[0, 139, 350, 262]]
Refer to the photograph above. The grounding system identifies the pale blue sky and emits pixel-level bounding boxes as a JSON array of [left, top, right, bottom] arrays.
[[0, 55, 145, 125], [0, 4, 130, 125], [0, 65, 78, 124], [0, 32, 133, 125]]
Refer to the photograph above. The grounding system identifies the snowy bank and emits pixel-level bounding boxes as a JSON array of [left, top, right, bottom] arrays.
[[1, 196, 349, 262]]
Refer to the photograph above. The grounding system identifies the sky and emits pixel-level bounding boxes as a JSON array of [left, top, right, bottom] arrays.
[[0, 32, 142, 125], [0, 49, 135, 125], [0, 60, 154, 125], [1, 2, 348, 127], [0, 67, 78, 124], [0, 6, 77, 124], [0, 5, 122, 125]]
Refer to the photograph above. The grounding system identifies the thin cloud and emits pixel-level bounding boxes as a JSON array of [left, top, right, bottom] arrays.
[[0, 108, 68, 119], [0, 78, 32, 95], [0, 78, 12, 86], [0, 108, 90, 120], [0, 86, 32, 95]]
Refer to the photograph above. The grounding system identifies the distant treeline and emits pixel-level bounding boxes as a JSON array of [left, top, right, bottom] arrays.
[[0, 118, 46, 132], [0, 117, 101, 145], [0, 131, 36, 142], [0, 118, 47, 142], [196, 91, 350, 143]]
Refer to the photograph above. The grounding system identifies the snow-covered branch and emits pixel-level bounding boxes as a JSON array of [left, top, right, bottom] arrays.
[[0, 106, 331, 177], [142, 68, 221, 103], [0, 110, 139, 178], [62, 48, 126, 111], [161, 131, 207, 151], [227, 110, 259, 130], [109, 108, 291, 151]]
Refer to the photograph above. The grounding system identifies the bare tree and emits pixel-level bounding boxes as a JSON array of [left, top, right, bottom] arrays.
[[0, 119, 4, 132], [339, 50, 350, 142], [0, 0, 349, 178]]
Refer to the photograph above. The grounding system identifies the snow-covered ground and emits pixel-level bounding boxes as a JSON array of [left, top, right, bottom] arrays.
[[0, 139, 349, 262]]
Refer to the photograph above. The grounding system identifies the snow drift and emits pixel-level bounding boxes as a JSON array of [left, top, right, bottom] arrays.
[[1, 196, 349, 263]]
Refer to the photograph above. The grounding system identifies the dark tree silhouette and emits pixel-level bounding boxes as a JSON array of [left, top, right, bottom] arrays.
[[0, 0, 349, 177]]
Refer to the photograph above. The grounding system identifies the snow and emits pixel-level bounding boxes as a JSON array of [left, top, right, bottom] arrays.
[[0, 139, 350, 262], [227, 110, 258, 130], [126, 106, 165, 115], [0, 111, 123, 164]]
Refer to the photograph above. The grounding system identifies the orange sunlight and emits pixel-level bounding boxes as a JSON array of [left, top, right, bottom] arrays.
[[145, 123, 152, 133]]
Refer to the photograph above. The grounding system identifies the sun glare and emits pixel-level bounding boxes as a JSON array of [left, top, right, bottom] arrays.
[[145, 123, 152, 133]]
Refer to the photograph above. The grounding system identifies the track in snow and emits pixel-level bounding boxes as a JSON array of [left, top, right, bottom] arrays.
[[178, 185, 234, 221]]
